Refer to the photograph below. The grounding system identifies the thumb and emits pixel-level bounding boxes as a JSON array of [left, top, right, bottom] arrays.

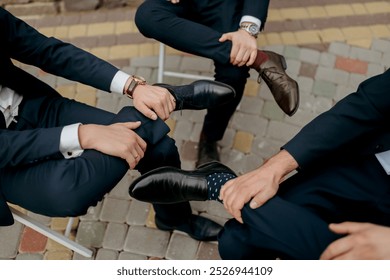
[[219, 33, 230, 42], [123, 121, 142, 130], [328, 222, 367, 235]]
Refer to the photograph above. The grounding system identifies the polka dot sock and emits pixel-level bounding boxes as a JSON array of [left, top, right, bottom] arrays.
[[206, 172, 236, 202]]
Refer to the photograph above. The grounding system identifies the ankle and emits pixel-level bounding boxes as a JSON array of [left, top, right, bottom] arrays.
[[251, 50, 269, 71]]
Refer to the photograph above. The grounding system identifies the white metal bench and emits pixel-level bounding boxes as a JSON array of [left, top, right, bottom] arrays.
[[10, 207, 93, 258]]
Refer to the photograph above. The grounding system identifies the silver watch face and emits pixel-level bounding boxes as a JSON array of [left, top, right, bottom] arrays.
[[249, 25, 259, 35]]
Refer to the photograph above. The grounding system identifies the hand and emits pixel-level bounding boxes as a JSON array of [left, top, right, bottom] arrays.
[[219, 29, 258, 67], [219, 150, 298, 223], [132, 84, 176, 121], [320, 222, 390, 260], [78, 122, 147, 169]]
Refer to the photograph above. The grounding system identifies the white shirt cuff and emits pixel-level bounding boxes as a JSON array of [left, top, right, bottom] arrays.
[[60, 123, 84, 159], [375, 151, 390, 175], [240, 15, 262, 30], [110, 70, 130, 95]]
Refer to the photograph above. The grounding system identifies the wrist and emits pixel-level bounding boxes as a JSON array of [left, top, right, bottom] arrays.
[[79, 124, 95, 150], [124, 75, 146, 99], [265, 150, 298, 179]]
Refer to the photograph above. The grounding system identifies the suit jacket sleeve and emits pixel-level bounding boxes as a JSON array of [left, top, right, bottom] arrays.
[[283, 70, 390, 170], [242, 0, 270, 29], [1, 8, 119, 92]]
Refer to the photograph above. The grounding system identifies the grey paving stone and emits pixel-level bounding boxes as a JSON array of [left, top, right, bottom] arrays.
[[102, 222, 128, 251], [27, 212, 51, 227], [15, 253, 44, 260], [100, 197, 131, 223], [165, 233, 199, 260], [189, 201, 208, 213], [328, 42, 350, 57], [312, 80, 337, 98], [96, 94, 119, 113], [180, 140, 198, 162], [80, 201, 103, 222], [284, 59, 301, 77], [367, 63, 387, 77], [285, 109, 318, 127], [381, 52, 390, 68], [335, 84, 357, 102], [76, 221, 107, 248], [219, 128, 235, 149], [130, 56, 159, 68], [349, 46, 382, 64], [126, 200, 151, 226], [230, 112, 268, 136], [283, 45, 301, 60], [206, 201, 231, 219], [261, 101, 285, 121], [196, 242, 221, 260], [299, 48, 321, 65], [0, 222, 23, 259], [118, 251, 148, 260], [220, 148, 246, 175], [349, 73, 367, 89], [319, 52, 336, 68], [108, 172, 133, 200], [173, 119, 195, 141], [297, 76, 314, 94], [371, 38, 390, 53], [266, 120, 300, 142], [238, 96, 264, 115], [95, 248, 119, 260], [180, 56, 213, 72], [123, 226, 170, 258], [252, 136, 285, 160]]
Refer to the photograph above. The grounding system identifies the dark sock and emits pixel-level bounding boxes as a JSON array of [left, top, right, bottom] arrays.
[[252, 50, 269, 71], [206, 172, 236, 202]]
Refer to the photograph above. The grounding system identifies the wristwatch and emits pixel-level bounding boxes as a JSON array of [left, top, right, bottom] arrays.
[[125, 75, 146, 99], [239, 22, 260, 38]]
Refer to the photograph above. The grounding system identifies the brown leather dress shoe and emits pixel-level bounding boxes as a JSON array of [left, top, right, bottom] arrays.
[[258, 51, 299, 116]]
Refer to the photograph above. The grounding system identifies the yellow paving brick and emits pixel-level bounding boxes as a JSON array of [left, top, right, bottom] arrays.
[[68, 24, 87, 38], [44, 250, 73, 260], [139, 43, 156, 57], [319, 28, 345, 43], [77, 83, 97, 94], [165, 46, 183, 55], [38, 27, 55, 37], [370, 24, 390, 38], [46, 235, 75, 252], [264, 32, 283, 45], [307, 6, 328, 18], [347, 38, 372, 49], [165, 118, 176, 138], [56, 85, 76, 99], [351, 3, 368, 15], [54, 26, 69, 39], [233, 131, 254, 154], [90, 46, 110, 60], [115, 21, 133, 35], [280, 8, 309, 20], [365, 1, 390, 14], [128, 21, 139, 33], [267, 9, 284, 21], [257, 33, 268, 47], [146, 206, 156, 228], [325, 4, 355, 17], [75, 91, 97, 107], [341, 26, 372, 40], [295, 30, 322, 45], [87, 22, 115, 36], [51, 217, 78, 231], [109, 44, 139, 60], [244, 80, 259, 97], [280, 32, 297, 45]]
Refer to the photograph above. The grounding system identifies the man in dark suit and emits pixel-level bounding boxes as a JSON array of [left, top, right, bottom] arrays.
[[0, 7, 235, 241], [129, 70, 390, 259], [135, 0, 299, 166]]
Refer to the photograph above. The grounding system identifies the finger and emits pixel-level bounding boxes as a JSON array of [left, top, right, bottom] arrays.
[[249, 188, 275, 209], [246, 50, 257, 66], [137, 103, 158, 120], [329, 222, 369, 235], [319, 236, 353, 260], [219, 33, 230, 43], [122, 121, 142, 130]]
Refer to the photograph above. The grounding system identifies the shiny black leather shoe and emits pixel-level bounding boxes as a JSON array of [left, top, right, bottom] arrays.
[[155, 214, 222, 241], [129, 161, 236, 204], [154, 80, 235, 111], [196, 139, 220, 167]]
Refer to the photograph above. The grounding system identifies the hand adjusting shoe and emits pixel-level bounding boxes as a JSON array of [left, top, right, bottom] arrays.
[[154, 80, 235, 111], [258, 51, 299, 116], [129, 161, 236, 204], [155, 214, 222, 241]]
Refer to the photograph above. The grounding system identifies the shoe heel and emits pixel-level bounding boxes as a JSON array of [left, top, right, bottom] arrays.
[[279, 55, 287, 70]]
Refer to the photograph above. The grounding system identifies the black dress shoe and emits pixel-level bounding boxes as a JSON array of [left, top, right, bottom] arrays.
[[154, 80, 235, 111], [155, 214, 222, 241], [196, 139, 220, 167], [258, 51, 299, 116], [129, 161, 236, 204]]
